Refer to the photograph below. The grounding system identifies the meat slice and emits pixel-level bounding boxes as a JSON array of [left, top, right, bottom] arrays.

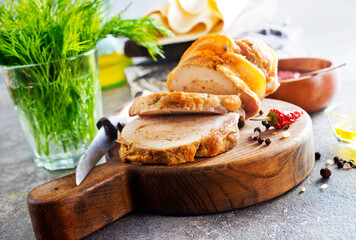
[[118, 112, 239, 165], [167, 34, 279, 118], [167, 55, 260, 119], [129, 92, 242, 116]]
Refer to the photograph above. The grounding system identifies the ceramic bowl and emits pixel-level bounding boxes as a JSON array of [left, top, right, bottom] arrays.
[[268, 58, 339, 113]]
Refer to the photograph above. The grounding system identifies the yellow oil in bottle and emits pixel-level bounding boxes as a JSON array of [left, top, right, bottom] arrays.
[[333, 119, 356, 143], [98, 52, 132, 90]]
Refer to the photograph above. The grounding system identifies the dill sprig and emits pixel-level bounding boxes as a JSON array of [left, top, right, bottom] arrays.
[[0, 0, 172, 66], [0, 0, 173, 164]]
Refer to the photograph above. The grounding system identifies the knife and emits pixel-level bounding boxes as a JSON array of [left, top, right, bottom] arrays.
[[75, 90, 151, 185]]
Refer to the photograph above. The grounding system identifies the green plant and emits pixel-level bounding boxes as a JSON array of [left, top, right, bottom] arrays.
[[0, 0, 172, 65], [0, 0, 172, 161]]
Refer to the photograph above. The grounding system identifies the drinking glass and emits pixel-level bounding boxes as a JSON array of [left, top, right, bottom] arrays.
[[1, 49, 102, 170]]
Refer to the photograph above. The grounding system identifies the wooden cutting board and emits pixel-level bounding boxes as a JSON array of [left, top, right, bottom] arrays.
[[27, 99, 314, 240]]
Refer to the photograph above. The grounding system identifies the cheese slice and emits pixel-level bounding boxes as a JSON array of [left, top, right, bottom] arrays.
[[146, 0, 249, 45]]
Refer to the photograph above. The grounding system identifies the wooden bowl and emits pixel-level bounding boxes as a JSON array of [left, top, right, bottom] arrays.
[[268, 58, 339, 113]]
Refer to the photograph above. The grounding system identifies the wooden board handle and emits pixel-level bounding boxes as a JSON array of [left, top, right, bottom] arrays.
[[27, 160, 132, 240]]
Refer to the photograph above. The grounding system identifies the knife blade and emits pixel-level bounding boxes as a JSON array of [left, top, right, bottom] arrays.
[[75, 90, 151, 185]]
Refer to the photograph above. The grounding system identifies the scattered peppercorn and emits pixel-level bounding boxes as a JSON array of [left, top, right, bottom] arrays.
[[343, 163, 352, 170], [238, 120, 245, 129], [260, 125, 267, 132], [265, 123, 270, 130], [259, 110, 264, 115], [348, 161, 354, 167], [251, 130, 260, 139], [333, 156, 339, 163], [315, 152, 321, 160], [254, 127, 261, 133], [253, 136, 259, 141], [284, 125, 290, 130], [326, 159, 335, 165], [265, 138, 271, 145], [257, 136, 264, 144], [281, 131, 291, 138], [320, 168, 332, 179], [337, 160, 344, 168], [262, 121, 267, 126]]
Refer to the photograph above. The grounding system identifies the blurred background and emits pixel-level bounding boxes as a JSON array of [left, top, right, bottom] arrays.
[[110, 0, 355, 63]]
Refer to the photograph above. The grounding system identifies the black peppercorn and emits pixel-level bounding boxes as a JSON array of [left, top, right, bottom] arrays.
[[337, 160, 344, 168], [238, 120, 245, 129], [257, 136, 264, 144], [315, 152, 321, 160], [265, 138, 271, 145], [284, 125, 290, 130], [320, 168, 332, 179], [253, 136, 258, 141], [254, 127, 261, 133], [262, 121, 267, 126], [259, 110, 264, 115], [333, 156, 339, 163], [348, 161, 354, 167], [265, 123, 270, 130]]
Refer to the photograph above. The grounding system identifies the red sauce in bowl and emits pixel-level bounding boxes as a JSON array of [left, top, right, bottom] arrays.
[[278, 70, 301, 81]]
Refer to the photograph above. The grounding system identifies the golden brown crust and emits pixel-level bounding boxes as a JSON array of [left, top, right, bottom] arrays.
[[234, 38, 279, 95], [179, 34, 237, 61], [119, 142, 199, 165], [195, 116, 239, 157], [129, 92, 242, 116]]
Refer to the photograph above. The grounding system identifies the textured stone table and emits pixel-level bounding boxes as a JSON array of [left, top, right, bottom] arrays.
[[1, 0, 356, 239]]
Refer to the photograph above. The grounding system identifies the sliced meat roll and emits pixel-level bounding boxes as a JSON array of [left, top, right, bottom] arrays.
[[118, 112, 239, 165], [167, 34, 279, 118], [129, 92, 242, 116]]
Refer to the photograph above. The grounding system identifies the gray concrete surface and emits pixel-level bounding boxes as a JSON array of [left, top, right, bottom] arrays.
[[1, 0, 356, 239]]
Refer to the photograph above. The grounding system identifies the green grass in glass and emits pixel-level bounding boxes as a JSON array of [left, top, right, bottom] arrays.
[[2, 50, 102, 169]]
